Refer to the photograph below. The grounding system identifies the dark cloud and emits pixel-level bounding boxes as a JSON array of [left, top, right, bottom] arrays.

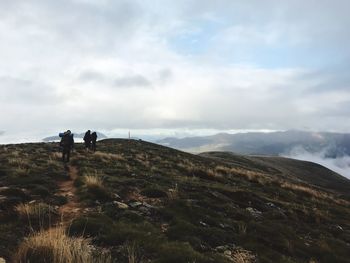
[[0, 76, 61, 104], [113, 74, 151, 88], [78, 70, 152, 88]]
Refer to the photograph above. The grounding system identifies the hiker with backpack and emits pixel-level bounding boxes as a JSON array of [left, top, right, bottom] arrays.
[[59, 130, 74, 162], [91, 131, 97, 152], [83, 130, 92, 150]]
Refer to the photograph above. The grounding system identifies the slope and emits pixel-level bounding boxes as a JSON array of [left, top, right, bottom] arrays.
[[0, 139, 349, 263]]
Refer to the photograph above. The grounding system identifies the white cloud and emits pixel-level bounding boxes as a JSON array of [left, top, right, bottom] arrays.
[[0, 0, 350, 141], [285, 146, 350, 179]]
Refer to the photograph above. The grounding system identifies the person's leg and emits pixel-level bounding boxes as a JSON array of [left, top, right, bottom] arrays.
[[62, 150, 66, 162], [67, 150, 70, 162]]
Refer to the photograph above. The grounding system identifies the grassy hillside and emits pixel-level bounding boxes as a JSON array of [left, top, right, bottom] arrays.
[[0, 139, 349, 262]]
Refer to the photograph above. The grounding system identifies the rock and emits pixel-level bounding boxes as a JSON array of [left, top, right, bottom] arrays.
[[266, 202, 276, 208], [219, 223, 231, 229], [138, 206, 151, 215], [143, 202, 156, 209], [335, 225, 343, 231], [215, 244, 236, 253], [129, 201, 142, 208], [246, 207, 262, 218], [112, 193, 121, 200], [224, 250, 232, 257], [215, 246, 227, 252], [113, 201, 129, 209], [161, 223, 169, 233], [199, 221, 208, 227]]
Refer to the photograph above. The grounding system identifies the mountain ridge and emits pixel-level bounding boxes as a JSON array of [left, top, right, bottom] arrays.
[[0, 139, 349, 262]]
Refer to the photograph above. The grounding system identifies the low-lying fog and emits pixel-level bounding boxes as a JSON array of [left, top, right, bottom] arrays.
[[284, 146, 350, 179]]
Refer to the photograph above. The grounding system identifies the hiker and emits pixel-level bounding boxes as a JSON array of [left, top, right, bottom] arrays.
[[91, 131, 97, 152], [83, 130, 91, 150], [60, 130, 74, 162]]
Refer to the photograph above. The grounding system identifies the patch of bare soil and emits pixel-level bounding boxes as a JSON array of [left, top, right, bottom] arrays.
[[57, 165, 82, 225]]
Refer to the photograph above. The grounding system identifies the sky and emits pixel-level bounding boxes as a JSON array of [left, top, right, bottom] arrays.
[[1, 0, 350, 142]]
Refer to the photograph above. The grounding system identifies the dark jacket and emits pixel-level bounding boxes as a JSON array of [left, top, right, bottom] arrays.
[[91, 132, 97, 142], [60, 133, 74, 149], [83, 131, 91, 142]]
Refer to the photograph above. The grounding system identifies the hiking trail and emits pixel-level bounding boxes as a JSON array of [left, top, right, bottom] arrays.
[[57, 165, 82, 226]]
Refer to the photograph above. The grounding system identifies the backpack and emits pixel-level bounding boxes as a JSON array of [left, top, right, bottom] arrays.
[[60, 133, 72, 147]]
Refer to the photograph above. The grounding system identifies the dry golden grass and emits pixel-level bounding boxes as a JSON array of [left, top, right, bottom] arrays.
[[135, 153, 150, 167], [215, 164, 349, 207], [94, 151, 126, 162], [50, 152, 62, 160], [167, 183, 179, 200], [237, 221, 247, 235], [9, 150, 20, 157], [178, 160, 223, 179], [126, 242, 140, 263], [15, 202, 51, 219], [215, 165, 270, 184], [231, 248, 257, 263], [14, 227, 111, 263], [84, 174, 104, 189], [8, 157, 30, 169], [281, 182, 329, 199]]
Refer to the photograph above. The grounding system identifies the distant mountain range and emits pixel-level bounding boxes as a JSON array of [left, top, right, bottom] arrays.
[[157, 130, 350, 157], [42, 131, 107, 142]]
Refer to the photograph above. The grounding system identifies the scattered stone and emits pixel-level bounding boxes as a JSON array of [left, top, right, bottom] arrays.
[[112, 193, 121, 200], [113, 201, 129, 209], [219, 223, 230, 229], [161, 223, 169, 233], [138, 206, 151, 215], [215, 244, 236, 253], [129, 201, 142, 208], [199, 221, 208, 227], [143, 202, 156, 209], [215, 246, 227, 252], [224, 250, 232, 257], [246, 207, 262, 218], [335, 225, 344, 231], [266, 202, 276, 208]]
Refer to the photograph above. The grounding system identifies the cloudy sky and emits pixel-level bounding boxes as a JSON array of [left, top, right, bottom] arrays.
[[1, 0, 350, 141]]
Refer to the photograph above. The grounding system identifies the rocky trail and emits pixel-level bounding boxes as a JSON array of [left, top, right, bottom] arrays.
[[56, 165, 82, 226]]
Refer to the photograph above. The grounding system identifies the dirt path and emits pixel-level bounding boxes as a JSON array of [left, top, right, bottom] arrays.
[[57, 165, 82, 226]]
